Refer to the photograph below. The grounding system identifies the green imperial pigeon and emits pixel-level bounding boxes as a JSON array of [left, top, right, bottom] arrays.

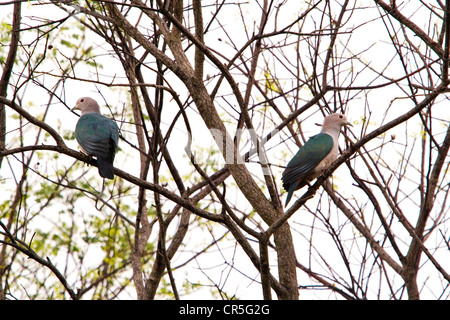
[[281, 113, 352, 207], [73, 97, 119, 179]]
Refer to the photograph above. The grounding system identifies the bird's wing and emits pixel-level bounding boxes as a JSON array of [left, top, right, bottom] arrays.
[[75, 113, 119, 160], [282, 133, 333, 187]]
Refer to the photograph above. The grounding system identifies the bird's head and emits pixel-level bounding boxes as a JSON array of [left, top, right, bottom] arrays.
[[73, 97, 101, 115], [322, 113, 352, 132]]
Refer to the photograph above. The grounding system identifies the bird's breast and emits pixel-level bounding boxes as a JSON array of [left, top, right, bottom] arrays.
[[314, 146, 338, 174]]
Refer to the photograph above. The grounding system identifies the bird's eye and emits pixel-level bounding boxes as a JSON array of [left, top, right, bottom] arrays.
[[80, 99, 84, 102], [339, 115, 343, 118]]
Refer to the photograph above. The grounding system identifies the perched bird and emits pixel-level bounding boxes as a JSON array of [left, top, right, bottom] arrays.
[[282, 113, 352, 207], [73, 97, 119, 179]]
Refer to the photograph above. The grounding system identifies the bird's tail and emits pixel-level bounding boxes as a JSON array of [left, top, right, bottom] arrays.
[[284, 183, 299, 207], [285, 191, 293, 207], [97, 158, 114, 179]]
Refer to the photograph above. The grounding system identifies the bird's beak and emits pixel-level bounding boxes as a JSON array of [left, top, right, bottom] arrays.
[[345, 121, 353, 127], [71, 104, 80, 112]]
